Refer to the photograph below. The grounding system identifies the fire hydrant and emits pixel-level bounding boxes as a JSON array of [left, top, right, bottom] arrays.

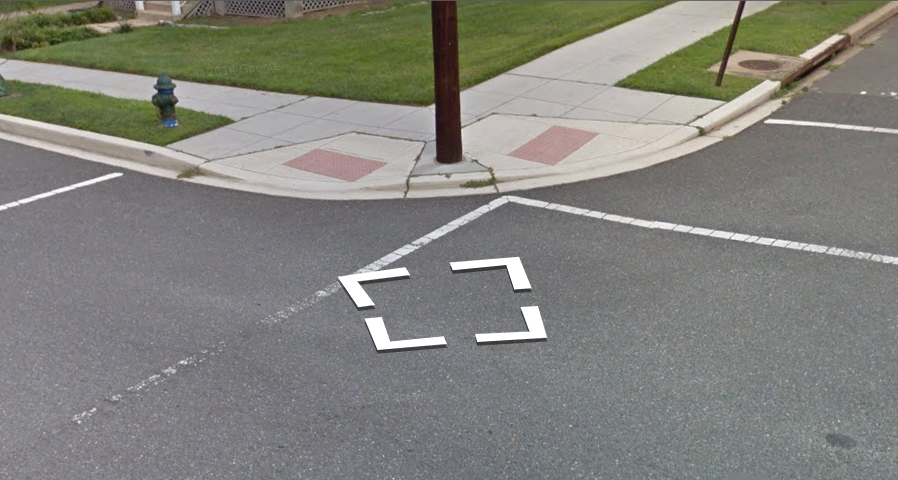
[[151, 73, 178, 127]]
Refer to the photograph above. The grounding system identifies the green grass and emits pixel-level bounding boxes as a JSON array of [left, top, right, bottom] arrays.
[[618, 1, 887, 101], [0, 2, 82, 13], [0, 81, 232, 145], [12, 1, 673, 105], [460, 177, 497, 189]]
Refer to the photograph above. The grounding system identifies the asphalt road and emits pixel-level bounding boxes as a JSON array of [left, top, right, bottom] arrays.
[[4, 20, 898, 480]]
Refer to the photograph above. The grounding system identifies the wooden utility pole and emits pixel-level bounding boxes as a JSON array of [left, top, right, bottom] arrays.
[[716, 0, 746, 87], [431, 1, 463, 164]]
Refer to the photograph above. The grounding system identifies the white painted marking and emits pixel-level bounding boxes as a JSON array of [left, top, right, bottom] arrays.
[[71, 344, 223, 424], [475, 306, 547, 345], [365, 317, 447, 352], [861, 91, 867, 95], [765, 119, 898, 137], [262, 196, 510, 326], [75, 197, 514, 423], [74, 190, 898, 424], [72, 407, 97, 425], [503, 196, 898, 267], [449, 257, 532, 292], [338, 268, 410, 309], [0, 173, 122, 213]]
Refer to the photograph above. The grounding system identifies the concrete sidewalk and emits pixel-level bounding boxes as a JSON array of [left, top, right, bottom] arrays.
[[0, 1, 780, 199]]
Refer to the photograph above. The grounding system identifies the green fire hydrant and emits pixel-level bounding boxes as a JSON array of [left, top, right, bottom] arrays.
[[151, 73, 178, 127]]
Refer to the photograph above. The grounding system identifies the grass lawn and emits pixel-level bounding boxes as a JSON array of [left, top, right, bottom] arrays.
[[1, 2, 83, 13], [12, 1, 673, 105], [0, 81, 232, 145], [618, 1, 887, 102]]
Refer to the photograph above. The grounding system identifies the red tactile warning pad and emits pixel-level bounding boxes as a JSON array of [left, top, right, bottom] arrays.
[[283, 149, 387, 182], [509, 126, 598, 165]]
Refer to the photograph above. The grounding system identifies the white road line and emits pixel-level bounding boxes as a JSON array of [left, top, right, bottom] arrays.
[[261, 195, 510, 325], [0, 172, 123, 213], [505, 196, 898, 266], [765, 119, 898, 135], [71, 196, 511, 425], [71, 191, 898, 426]]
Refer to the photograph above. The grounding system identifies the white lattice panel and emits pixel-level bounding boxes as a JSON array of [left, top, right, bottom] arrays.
[[225, 0, 285, 17], [185, 0, 214, 18], [302, 0, 359, 13], [108, 0, 136, 11]]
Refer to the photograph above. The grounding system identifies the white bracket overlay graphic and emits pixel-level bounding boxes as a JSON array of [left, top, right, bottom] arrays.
[[450, 257, 547, 344], [338, 268, 410, 309], [449, 257, 532, 292], [364, 318, 447, 352], [339, 268, 446, 352]]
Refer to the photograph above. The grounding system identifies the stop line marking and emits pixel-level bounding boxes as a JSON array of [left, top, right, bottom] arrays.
[[0, 172, 123, 213]]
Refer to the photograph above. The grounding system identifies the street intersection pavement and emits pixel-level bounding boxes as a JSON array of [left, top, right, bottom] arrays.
[[5, 191, 898, 479], [5, 9, 898, 480]]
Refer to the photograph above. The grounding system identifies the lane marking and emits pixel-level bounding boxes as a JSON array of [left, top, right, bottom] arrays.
[[70, 192, 898, 425], [0, 173, 123, 213], [260, 195, 510, 326], [765, 118, 898, 135], [71, 196, 510, 424], [504, 196, 898, 266]]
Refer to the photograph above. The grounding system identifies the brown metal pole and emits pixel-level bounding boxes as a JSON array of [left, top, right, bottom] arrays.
[[432, 1, 463, 164], [716, 0, 746, 87]]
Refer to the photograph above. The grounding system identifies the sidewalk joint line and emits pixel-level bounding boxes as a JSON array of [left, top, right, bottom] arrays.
[[0, 173, 123, 213]]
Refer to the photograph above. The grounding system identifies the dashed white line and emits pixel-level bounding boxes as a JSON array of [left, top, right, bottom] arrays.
[[764, 119, 898, 135], [0, 173, 122, 213], [72, 196, 511, 425], [261, 196, 509, 325]]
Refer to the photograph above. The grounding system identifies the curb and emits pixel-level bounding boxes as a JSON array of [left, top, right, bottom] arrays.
[[3, 2, 897, 201], [689, 80, 781, 134], [843, 1, 898, 43], [781, 2, 898, 86], [318, 0, 898, 199], [687, 0, 898, 136], [0, 113, 217, 174]]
